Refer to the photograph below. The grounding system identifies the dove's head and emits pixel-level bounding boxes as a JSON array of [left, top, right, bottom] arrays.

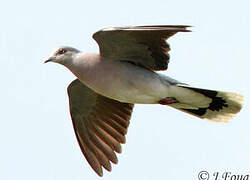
[[44, 46, 80, 65]]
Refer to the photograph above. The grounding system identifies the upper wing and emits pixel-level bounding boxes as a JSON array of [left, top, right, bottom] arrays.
[[93, 25, 191, 71], [67, 79, 134, 176]]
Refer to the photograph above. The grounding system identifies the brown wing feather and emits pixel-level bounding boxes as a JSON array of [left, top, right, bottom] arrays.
[[93, 25, 191, 71], [67, 79, 134, 176]]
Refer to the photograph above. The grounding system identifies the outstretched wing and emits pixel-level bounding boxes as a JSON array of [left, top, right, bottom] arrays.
[[93, 25, 190, 71], [67, 79, 134, 176]]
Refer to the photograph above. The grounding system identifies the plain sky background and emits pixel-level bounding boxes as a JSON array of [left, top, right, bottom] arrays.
[[1, 0, 250, 179]]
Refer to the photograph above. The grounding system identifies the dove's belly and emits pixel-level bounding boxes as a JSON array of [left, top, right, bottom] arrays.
[[76, 60, 171, 104]]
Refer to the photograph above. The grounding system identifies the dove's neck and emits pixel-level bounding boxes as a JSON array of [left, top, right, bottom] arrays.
[[64, 53, 102, 82]]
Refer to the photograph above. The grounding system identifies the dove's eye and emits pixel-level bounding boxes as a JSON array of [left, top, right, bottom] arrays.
[[58, 48, 67, 55]]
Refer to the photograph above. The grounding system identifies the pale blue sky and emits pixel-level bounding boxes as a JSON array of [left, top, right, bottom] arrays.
[[0, 0, 250, 179]]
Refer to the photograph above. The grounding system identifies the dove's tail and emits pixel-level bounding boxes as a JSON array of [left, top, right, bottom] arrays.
[[165, 85, 243, 122]]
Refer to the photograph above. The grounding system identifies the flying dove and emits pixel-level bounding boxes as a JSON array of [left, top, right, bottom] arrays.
[[44, 25, 243, 176]]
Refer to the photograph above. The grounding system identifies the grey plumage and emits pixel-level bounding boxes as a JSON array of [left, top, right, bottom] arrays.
[[45, 25, 243, 177]]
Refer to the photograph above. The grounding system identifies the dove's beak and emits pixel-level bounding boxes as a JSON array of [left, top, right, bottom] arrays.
[[44, 57, 55, 64]]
